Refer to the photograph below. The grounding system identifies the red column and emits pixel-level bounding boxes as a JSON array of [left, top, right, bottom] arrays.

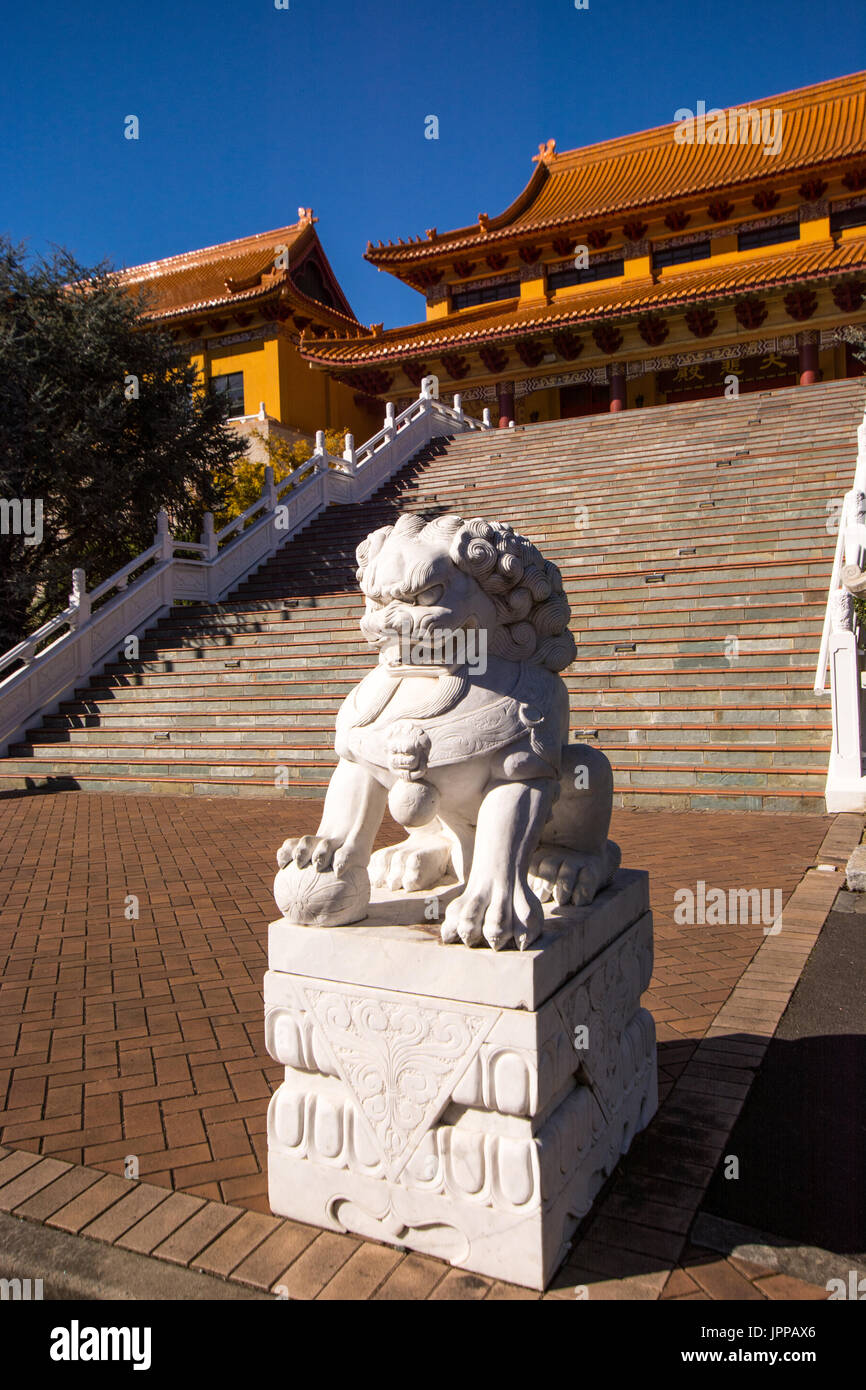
[[609, 368, 626, 412], [498, 383, 515, 428], [798, 333, 818, 385]]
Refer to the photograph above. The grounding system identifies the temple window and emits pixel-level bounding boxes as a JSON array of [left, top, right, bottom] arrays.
[[452, 279, 520, 310], [548, 258, 625, 291], [737, 220, 800, 251], [212, 371, 245, 417], [652, 239, 711, 270], [830, 205, 866, 233]]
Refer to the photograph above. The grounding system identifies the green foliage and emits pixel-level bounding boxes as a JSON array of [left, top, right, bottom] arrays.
[[0, 237, 246, 649], [219, 426, 351, 524]]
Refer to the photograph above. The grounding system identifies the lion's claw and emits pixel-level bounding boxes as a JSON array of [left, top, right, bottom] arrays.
[[528, 841, 620, 907], [369, 832, 453, 893], [442, 879, 543, 951]]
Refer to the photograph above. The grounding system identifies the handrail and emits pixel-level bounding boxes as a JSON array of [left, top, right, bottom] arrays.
[[815, 409, 866, 692], [814, 401, 866, 811], [814, 491, 851, 693], [0, 385, 491, 754]]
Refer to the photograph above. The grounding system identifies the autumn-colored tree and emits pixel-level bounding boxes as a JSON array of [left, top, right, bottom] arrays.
[[219, 426, 352, 523]]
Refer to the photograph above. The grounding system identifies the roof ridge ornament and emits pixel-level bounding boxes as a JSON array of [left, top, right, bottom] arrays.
[[296, 206, 317, 224], [532, 138, 556, 164]]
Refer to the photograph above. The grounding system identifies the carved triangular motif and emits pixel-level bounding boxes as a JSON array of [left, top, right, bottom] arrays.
[[304, 985, 494, 1180]]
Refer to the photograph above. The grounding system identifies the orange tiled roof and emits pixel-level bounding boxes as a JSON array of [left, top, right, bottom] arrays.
[[367, 72, 866, 266], [301, 235, 866, 368], [118, 219, 361, 329]]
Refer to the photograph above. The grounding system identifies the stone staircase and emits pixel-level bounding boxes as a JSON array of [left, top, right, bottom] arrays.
[[2, 377, 863, 811]]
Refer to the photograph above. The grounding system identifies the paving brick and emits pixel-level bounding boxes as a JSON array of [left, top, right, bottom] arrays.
[[371, 1252, 452, 1301], [582, 1272, 668, 1301], [685, 1256, 768, 1300], [46, 1174, 131, 1233], [0, 1157, 71, 1210], [660, 1268, 702, 1299], [754, 1273, 829, 1300], [484, 1280, 539, 1300], [13, 1165, 103, 1220], [427, 1267, 494, 1301], [269, 1231, 361, 1299], [152, 1201, 244, 1265], [193, 1210, 282, 1277], [116, 1192, 206, 1254], [231, 1220, 319, 1290], [81, 1183, 171, 1242], [0, 1148, 43, 1190]]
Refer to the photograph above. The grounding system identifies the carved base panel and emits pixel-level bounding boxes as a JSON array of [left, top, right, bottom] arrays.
[[264, 870, 658, 1290]]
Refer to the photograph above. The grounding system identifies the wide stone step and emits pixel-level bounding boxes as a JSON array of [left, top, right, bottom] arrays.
[[63, 667, 819, 715], [7, 740, 830, 772], [90, 645, 815, 687], [27, 726, 337, 746], [575, 704, 827, 725]]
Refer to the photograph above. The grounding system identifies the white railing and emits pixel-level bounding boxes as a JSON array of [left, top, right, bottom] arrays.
[[0, 384, 491, 756], [814, 403, 866, 810]]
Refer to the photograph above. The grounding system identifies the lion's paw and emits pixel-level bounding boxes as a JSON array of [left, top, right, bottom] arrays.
[[277, 835, 354, 876], [528, 839, 621, 907], [441, 877, 543, 951], [369, 831, 453, 893]]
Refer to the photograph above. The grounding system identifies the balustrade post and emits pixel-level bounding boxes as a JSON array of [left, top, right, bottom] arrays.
[[155, 508, 173, 562], [384, 403, 395, 444], [263, 465, 277, 510], [343, 434, 356, 471], [453, 394, 464, 423], [69, 568, 90, 631], [482, 407, 492, 428], [201, 511, 218, 560]]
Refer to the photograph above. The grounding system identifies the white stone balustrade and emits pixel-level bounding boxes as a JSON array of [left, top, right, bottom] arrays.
[[0, 390, 490, 757]]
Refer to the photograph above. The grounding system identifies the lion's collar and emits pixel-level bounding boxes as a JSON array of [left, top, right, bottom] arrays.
[[335, 663, 559, 770], [341, 662, 486, 730]]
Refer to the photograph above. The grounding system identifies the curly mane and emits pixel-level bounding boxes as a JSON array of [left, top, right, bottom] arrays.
[[355, 513, 576, 673]]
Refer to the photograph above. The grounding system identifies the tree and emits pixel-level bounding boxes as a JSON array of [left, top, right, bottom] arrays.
[[0, 238, 246, 651], [219, 425, 352, 523]]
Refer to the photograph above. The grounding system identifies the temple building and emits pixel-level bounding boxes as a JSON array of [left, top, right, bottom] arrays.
[[118, 211, 379, 450], [299, 72, 866, 424]]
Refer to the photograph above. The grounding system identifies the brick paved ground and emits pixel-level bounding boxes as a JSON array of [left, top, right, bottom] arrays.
[[0, 791, 845, 1298]]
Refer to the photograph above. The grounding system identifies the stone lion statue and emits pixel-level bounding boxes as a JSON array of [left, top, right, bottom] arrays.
[[274, 513, 620, 949]]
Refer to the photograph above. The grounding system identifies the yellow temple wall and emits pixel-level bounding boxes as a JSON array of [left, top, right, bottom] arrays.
[[205, 340, 276, 419], [194, 334, 374, 441]]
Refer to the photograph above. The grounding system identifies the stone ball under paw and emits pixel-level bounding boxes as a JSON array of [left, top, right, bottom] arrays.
[[273, 862, 370, 926], [387, 777, 440, 828]]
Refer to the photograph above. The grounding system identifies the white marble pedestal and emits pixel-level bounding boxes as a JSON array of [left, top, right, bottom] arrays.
[[264, 869, 657, 1291]]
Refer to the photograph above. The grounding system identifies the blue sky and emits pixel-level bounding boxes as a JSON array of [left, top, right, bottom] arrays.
[[1, 0, 863, 328]]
